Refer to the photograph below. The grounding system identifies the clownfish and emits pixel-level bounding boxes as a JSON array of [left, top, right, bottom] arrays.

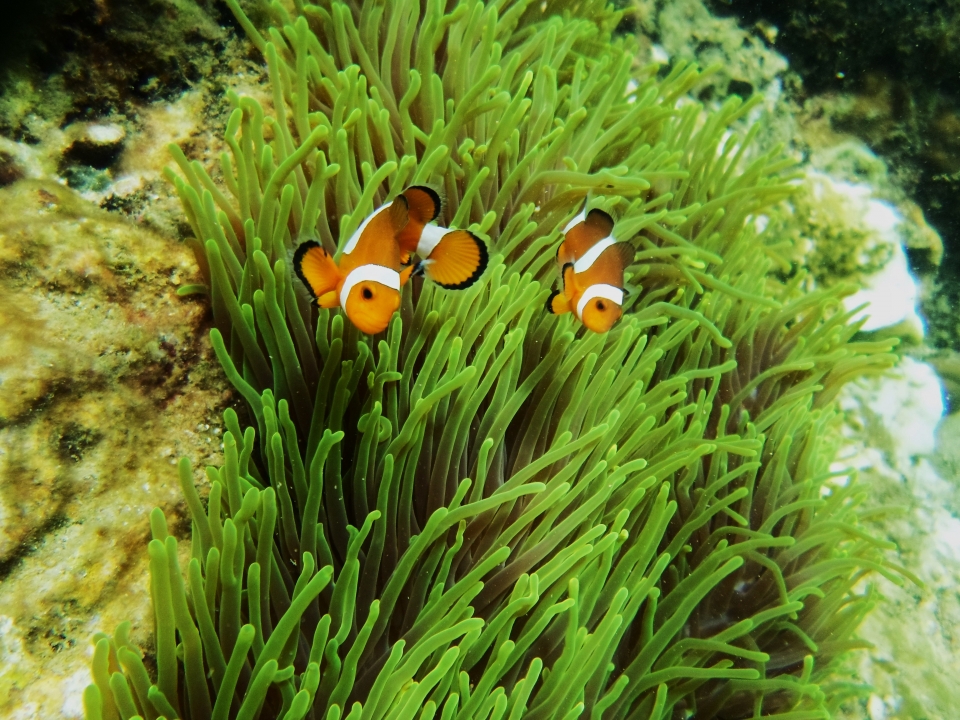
[[294, 197, 413, 334], [394, 185, 488, 290], [293, 187, 488, 334], [546, 205, 633, 333]]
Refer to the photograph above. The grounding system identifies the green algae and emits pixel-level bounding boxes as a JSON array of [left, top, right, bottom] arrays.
[[81, 0, 908, 717]]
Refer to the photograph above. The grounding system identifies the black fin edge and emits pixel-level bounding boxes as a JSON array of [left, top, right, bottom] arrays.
[[586, 207, 615, 231], [407, 185, 443, 222], [293, 240, 323, 300], [545, 289, 560, 314], [434, 231, 490, 290]]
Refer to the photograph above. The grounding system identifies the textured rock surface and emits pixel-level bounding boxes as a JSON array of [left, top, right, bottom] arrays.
[[832, 360, 959, 720], [0, 179, 229, 718]]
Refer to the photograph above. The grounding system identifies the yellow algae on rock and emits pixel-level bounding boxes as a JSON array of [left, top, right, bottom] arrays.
[[0, 179, 230, 718]]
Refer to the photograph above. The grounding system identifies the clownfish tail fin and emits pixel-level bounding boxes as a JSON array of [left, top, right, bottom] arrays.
[[420, 229, 488, 289], [403, 185, 443, 223], [547, 288, 571, 314], [611, 241, 635, 267], [294, 240, 340, 302]]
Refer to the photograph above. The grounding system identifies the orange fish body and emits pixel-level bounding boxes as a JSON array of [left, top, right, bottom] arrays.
[[295, 199, 413, 335], [547, 207, 632, 333]]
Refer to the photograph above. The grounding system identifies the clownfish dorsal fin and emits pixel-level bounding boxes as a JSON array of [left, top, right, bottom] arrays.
[[403, 185, 443, 223], [547, 288, 571, 315], [563, 208, 613, 259], [417, 229, 488, 289], [585, 207, 615, 237], [388, 193, 410, 233], [294, 240, 341, 303]]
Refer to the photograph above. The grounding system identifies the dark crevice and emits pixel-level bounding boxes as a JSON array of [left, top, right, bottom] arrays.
[[0, 491, 74, 582]]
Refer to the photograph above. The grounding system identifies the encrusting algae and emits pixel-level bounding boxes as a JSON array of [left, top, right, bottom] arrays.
[[81, 0, 913, 718]]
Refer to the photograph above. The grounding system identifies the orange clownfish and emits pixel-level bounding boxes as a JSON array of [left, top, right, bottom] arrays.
[[546, 206, 633, 333], [393, 186, 488, 290], [294, 198, 413, 335]]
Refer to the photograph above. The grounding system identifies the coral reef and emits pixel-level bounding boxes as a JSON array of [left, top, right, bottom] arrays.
[[830, 359, 960, 720], [699, 0, 960, 353], [0, 179, 230, 716], [73, 0, 914, 718]]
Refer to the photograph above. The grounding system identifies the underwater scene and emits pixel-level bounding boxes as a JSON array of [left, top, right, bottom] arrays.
[[1, 0, 958, 718]]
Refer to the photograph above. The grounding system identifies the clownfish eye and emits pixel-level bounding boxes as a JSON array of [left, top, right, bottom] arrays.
[[362, 286, 374, 300], [596, 300, 606, 311]]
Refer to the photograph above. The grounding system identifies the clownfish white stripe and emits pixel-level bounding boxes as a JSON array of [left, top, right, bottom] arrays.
[[343, 203, 391, 255], [340, 263, 401, 309], [576, 283, 623, 319], [573, 235, 617, 274], [562, 208, 587, 235], [416, 224, 448, 258]]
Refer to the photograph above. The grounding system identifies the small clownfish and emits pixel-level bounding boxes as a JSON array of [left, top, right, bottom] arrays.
[[546, 206, 633, 333], [394, 185, 489, 290], [294, 197, 414, 335]]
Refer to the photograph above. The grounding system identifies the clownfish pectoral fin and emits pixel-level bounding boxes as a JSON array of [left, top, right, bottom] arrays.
[[294, 240, 341, 301], [556, 240, 574, 267], [547, 288, 571, 314], [419, 229, 488, 289], [400, 251, 412, 265], [585, 207, 615, 236], [318, 290, 339, 308], [399, 264, 415, 286], [403, 186, 443, 223], [561, 263, 576, 295]]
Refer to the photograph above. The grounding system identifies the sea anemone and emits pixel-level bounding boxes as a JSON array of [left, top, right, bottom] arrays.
[[83, 0, 906, 717]]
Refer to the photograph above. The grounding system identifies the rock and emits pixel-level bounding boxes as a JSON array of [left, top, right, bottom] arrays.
[[0, 179, 231, 718], [61, 122, 127, 171], [830, 358, 960, 720]]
